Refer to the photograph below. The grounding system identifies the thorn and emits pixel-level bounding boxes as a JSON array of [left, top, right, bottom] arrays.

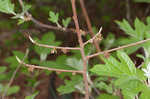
[[98, 27, 102, 33], [16, 56, 21, 63], [29, 35, 35, 43]]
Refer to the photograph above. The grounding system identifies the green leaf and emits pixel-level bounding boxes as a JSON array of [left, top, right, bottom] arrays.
[[115, 18, 149, 55], [115, 37, 141, 54], [117, 51, 136, 74], [134, 18, 145, 40], [97, 94, 119, 99], [25, 92, 39, 99], [22, 4, 31, 13], [48, 11, 59, 23], [57, 75, 83, 95], [116, 37, 141, 54], [146, 16, 150, 25], [117, 79, 145, 99], [140, 87, 150, 99], [5, 85, 20, 96], [0, 0, 16, 15], [116, 19, 135, 37], [91, 51, 137, 78], [62, 17, 71, 28], [0, 66, 7, 81], [34, 32, 61, 61], [0, 66, 7, 73], [102, 33, 115, 50], [5, 51, 28, 69], [133, 0, 150, 3], [41, 55, 74, 70], [17, 19, 25, 25], [96, 82, 113, 94], [66, 58, 83, 70], [5, 51, 29, 75]]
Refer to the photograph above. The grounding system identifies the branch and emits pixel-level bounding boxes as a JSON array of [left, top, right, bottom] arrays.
[[79, 0, 102, 52], [28, 34, 80, 50], [83, 27, 102, 46], [88, 38, 150, 59], [2, 49, 29, 99], [71, 0, 89, 99], [18, 0, 88, 34], [16, 56, 84, 74]]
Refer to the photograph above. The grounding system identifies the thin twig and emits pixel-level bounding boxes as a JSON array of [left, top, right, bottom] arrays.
[[28, 34, 80, 50], [88, 38, 150, 59], [79, 0, 101, 52], [71, 0, 89, 99], [83, 27, 102, 46], [18, 0, 88, 34], [16, 56, 84, 74], [2, 49, 29, 99]]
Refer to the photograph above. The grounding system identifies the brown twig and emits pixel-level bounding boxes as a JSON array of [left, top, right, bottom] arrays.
[[16, 56, 84, 74], [71, 0, 89, 99], [28, 34, 80, 50], [2, 49, 29, 99], [79, 0, 101, 52], [18, 0, 88, 34], [88, 38, 150, 59], [83, 27, 102, 46]]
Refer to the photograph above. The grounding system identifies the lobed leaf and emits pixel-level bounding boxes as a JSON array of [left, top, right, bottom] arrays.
[[0, 0, 15, 15]]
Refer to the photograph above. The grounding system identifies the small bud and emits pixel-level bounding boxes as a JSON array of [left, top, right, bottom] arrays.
[[72, 72, 76, 75], [56, 71, 61, 74], [61, 49, 69, 54], [28, 67, 34, 72], [95, 34, 102, 42], [51, 48, 57, 54], [104, 52, 110, 58], [23, 32, 30, 39], [80, 29, 86, 36], [24, 14, 32, 21]]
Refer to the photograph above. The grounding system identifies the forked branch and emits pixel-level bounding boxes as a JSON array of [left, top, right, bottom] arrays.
[[71, 0, 89, 99], [83, 27, 102, 46], [18, 0, 88, 34]]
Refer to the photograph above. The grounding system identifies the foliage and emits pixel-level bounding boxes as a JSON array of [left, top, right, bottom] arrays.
[[48, 11, 59, 24], [91, 51, 149, 99], [133, 0, 150, 3], [0, 85, 20, 96], [62, 17, 71, 28], [0, 0, 15, 15], [97, 94, 119, 99], [5, 51, 28, 73], [34, 32, 61, 61], [1, 0, 150, 99], [0, 66, 20, 96], [116, 17, 150, 54], [57, 75, 83, 94], [25, 92, 39, 99]]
